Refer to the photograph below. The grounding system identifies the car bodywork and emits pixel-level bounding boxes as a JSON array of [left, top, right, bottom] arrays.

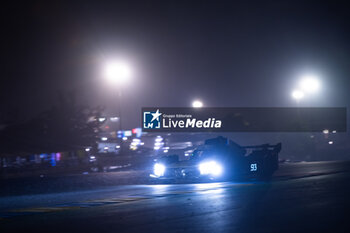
[[150, 136, 281, 181]]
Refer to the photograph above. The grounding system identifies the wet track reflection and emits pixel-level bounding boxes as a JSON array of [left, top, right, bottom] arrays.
[[1, 161, 350, 232]]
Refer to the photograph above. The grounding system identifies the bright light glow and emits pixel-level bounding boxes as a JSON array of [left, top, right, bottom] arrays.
[[98, 117, 106, 122], [85, 148, 91, 152], [299, 75, 320, 93], [116, 145, 121, 149], [104, 146, 109, 150], [104, 61, 132, 84], [153, 163, 166, 177], [130, 138, 141, 150], [155, 136, 163, 142], [163, 149, 169, 153], [328, 141, 333, 145], [199, 161, 223, 176], [122, 136, 128, 141], [323, 129, 329, 134], [101, 137, 108, 141], [124, 130, 132, 137], [332, 130, 337, 133], [110, 117, 119, 122], [192, 100, 203, 108], [56, 153, 61, 161], [154, 136, 164, 150], [291, 89, 304, 100]]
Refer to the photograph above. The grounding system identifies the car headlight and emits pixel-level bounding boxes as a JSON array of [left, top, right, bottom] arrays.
[[199, 161, 223, 176], [154, 163, 166, 177]]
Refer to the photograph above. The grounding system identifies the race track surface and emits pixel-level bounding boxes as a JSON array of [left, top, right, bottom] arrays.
[[1, 161, 349, 233]]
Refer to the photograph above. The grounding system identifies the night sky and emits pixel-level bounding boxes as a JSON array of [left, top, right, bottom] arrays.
[[2, 1, 350, 128]]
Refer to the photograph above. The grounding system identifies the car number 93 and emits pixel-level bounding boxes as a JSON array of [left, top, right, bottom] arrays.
[[250, 163, 258, 172]]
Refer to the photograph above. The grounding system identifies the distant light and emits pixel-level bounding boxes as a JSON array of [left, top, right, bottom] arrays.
[[89, 155, 96, 162], [101, 137, 108, 141], [332, 130, 337, 133], [131, 138, 141, 147], [110, 117, 119, 122], [85, 148, 91, 152], [56, 153, 61, 161], [155, 136, 163, 142], [154, 136, 164, 150], [300, 75, 320, 93], [323, 129, 329, 134], [104, 146, 109, 150], [163, 149, 169, 153], [291, 90, 304, 100], [104, 61, 132, 84], [134, 128, 143, 137], [116, 145, 121, 149], [124, 130, 132, 137], [122, 136, 128, 141], [328, 141, 333, 145], [98, 117, 106, 122], [192, 100, 203, 108]]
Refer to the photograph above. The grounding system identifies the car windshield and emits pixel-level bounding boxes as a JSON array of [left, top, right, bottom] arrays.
[[190, 145, 220, 160]]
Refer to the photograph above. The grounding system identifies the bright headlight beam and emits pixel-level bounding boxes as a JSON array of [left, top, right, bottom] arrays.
[[154, 163, 166, 177], [199, 161, 223, 176]]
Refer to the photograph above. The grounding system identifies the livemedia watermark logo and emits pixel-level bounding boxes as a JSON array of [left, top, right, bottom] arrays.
[[142, 107, 346, 132]]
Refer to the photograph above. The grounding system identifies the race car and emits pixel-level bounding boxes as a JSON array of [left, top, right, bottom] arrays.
[[150, 136, 281, 181]]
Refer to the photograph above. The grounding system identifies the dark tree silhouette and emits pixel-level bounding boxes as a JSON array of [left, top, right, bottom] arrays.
[[0, 92, 104, 155]]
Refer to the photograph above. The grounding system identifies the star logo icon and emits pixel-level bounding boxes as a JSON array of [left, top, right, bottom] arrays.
[[151, 109, 162, 122]]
